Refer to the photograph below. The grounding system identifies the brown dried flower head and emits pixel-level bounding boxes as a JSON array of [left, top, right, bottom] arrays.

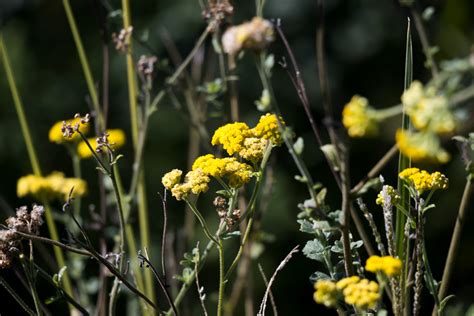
[[113, 26, 133, 53]]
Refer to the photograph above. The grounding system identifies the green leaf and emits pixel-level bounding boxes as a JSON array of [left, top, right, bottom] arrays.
[[303, 239, 326, 262], [309, 271, 331, 283], [331, 241, 344, 254], [293, 137, 304, 155], [320, 144, 340, 172], [350, 240, 364, 250], [438, 295, 455, 314], [221, 231, 241, 240], [298, 219, 316, 234]]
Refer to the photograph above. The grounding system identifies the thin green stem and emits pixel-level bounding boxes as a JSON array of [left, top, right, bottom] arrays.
[[0, 34, 75, 307], [185, 199, 219, 245], [62, 0, 104, 129], [20, 249, 42, 316], [217, 240, 225, 316]]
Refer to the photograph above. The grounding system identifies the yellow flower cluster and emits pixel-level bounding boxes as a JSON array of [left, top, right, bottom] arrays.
[[399, 168, 449, 194], [396, 129, 450, 164], [376, 185, 401, 206], [211, 122, 252, 156], [49, 117, 89, 143], [314, 276, 380, 310], [192, 154, 253, 188], [342, 95, 379, 138], [365, 255, 402, 277], [402, 81, 456, 134], [313, 280, 338, 307], [211, 113, 282, 160], [222, 17, 274, 55], [17, 172, 87, 201], [162, 168, 210, 200], [338, 277, 380, 309], [77, 129, 126, 159]]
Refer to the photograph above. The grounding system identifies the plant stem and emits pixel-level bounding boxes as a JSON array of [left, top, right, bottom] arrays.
[[185, 200, 219, 245], [217, 240, 225, 316], [62, 0, 104, 129], [0, 34, 75, 309], [410, 8, 439, 78], [432, 176, 473, 316]]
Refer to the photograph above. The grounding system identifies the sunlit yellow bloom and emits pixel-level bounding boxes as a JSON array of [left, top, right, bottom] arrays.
[[239, 137, 269, 163], [185, 168, 210, 195], [342, 278, 380, 309], [342, 95, 378, 138], [222, 17, 274, 55], [49, 117, 89, 143], [211, 122, 251, 155], [399, 168, 449, 194], [402, 81, 456, 134], [17, 172, 87, 201], [395, 129, 450, 164], [313, 280, 339, 307], [77, 129, 126, 159], [252, 113, 284, 146], [365, 255, 402, 277], [167, 169, 210, 200], [376, 185, 400, 206], [162, 169, 183, 190], [192, 155, 254, 188]]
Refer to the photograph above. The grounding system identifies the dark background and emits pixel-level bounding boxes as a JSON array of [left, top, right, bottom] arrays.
[[1, 0, 474, 315]]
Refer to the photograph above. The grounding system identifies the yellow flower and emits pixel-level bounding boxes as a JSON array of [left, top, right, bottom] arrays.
[[17, 172, 87, 201], [395, 129, 450, 164], [342, 95, 379, 138], [77, 129, 126, 159], [167, 168, 210, 200], [162, 169, 183, 190], [211, 122, 251, 155], [222, 17, 274, 55], [252, 113, 284, 146], [376, 185, 400, 206], [399, 168, 449, 194], [239, 137, 269, 164], [342, 278, 380, 309], [313, 280, 339, 307], [49, 117, 89, 143], [192, 155, 254, 188], [365, 255, 402, 277], [336, 276, 360, 290], [402, 81, 456, 134]]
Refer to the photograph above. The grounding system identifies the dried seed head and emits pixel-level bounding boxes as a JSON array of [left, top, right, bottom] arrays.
[[138, 55, 158, 76], [112, 26, 133, 53], [213, 196, 227, 207], [202, 1, 234, 26]]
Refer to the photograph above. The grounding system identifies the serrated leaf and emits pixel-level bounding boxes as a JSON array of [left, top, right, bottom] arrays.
[[303, 239, 325, 262]]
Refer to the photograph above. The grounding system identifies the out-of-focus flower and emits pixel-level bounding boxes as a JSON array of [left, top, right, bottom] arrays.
[[341, 278, 380, 309], [49, 117, 89, 143], [252, 113, 284, 146], [17, 172, 87, 201], [342, 95, 379, 138], [396, 129, 450, 164], [77, 129, 126, 159], [402, 81, 457, 134], [222, 17, 274, 55], [313, 280, 339, 307], [366, 255, 402, 277]]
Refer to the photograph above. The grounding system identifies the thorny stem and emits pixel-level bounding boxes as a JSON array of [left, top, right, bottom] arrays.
[[0, 34, 75, 308], [62, 0, 105, 129], [0, 275, 36, 316], [433, 176, 473, 316]]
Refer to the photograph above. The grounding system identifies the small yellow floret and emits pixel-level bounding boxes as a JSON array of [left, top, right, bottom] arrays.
[[211, 122, 251, 155], [365, 255, 402, 277], [239, 137, 268, 163], [162, 169, 183, 190], [313, 280, 339, 307], [399, 168, 449, 194], [376, 185, 401, 206], [252, 113, 284, 146], [17, 172, 87, 201], [342, 95, 378, 138], [341, 278, 380, 309]]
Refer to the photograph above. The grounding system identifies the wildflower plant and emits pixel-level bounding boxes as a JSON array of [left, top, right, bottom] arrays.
[[0, 0, 474, 315]]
